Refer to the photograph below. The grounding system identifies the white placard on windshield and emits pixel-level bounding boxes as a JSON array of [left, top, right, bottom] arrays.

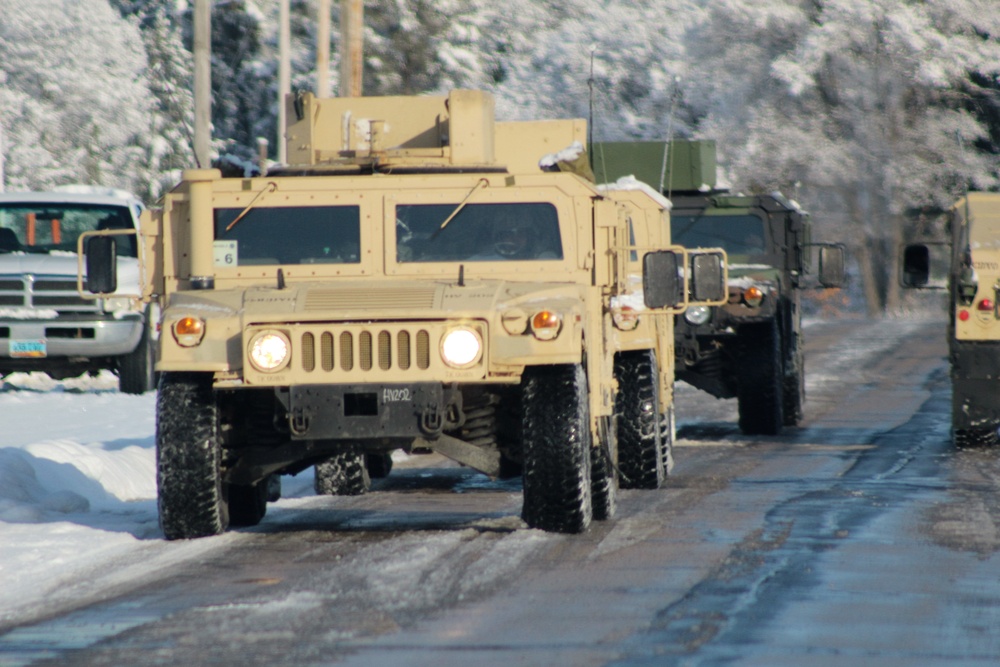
[[213, 240, 238, 267]]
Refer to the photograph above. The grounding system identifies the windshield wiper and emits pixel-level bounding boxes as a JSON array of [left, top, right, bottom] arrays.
[[432, 178, 489, 238], [225, 181, 278, 232]]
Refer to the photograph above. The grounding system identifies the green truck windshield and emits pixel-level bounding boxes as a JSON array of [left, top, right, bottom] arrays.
[[671, 213, 766, 255]]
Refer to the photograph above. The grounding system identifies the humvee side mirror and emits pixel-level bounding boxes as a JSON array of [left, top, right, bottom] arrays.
[[85, 236, 118, 294], [690, 252, 725, 302], [643, 251, 681, 309], [818, 244, 845, 288], [901, 244, 930, 288]]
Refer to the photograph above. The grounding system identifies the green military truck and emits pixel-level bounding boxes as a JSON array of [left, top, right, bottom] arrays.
[[83, 91, 726, 539], [903, 192, 1000, 446], [593, 140, 845, 435]]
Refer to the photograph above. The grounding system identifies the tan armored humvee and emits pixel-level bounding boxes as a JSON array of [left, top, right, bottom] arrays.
[[904, 192, 1000, 445], [84, 90, 725, 539]]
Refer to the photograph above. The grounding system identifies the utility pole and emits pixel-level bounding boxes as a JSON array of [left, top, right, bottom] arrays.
[[193, 0, 212, 169], [277, 0, 290, 163], [340, 0, 363, 97], [316, 0, 331, 97]]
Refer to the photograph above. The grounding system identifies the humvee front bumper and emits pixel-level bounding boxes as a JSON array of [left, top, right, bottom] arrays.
[[276, 382, 463, 441]]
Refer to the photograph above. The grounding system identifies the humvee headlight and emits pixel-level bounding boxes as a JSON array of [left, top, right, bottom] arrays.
[[172, 316, 206, 347], [248, 330, 291, 372], [441, 327, 482, 368], [743, 285, 765, 308], [684, 305, 711, 326], [530, 310, 562, 341]]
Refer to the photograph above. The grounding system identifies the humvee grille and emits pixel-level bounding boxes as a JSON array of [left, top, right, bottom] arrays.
[[295, 325, 434, 375]]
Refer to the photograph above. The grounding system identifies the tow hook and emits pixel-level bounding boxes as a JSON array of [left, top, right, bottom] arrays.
[[290, 406, 311, 436], [420, 405, 444, 437]]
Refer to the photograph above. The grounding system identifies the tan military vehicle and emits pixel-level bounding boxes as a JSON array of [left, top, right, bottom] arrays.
[[84, 90, 725, 539], [903, 192, 1000, 445]]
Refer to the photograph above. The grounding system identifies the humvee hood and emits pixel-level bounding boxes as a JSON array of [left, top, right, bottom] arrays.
[[236, 280, 584, 319]]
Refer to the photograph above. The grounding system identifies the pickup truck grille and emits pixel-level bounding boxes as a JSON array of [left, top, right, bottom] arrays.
[[0, 275, 98, 312]]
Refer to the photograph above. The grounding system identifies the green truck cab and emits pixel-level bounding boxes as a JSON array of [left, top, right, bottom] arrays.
[[594, 140, 845, 435]]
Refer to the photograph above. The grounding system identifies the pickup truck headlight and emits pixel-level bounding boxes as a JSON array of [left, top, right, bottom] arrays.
[[440, 327, 482, 368], [248, 330, 291, 372]]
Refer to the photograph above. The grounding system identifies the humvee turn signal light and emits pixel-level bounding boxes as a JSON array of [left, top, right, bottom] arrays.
[[172, 316, 206, 347], [531, 310, 562, 340], [743, 285, 765, 307]]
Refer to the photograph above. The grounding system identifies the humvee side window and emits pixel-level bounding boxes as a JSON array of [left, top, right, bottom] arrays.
[[671, 214, 767, 255], [0, 203, 137, 257], [396, 202, 562, 263], [214, 205, 361, 265]]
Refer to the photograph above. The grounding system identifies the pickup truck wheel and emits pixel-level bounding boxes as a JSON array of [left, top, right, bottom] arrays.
[[119, 321, 155, 395], [156, 372, 228, 539], [591, 416, 618, 521], [737, 321, 784, 435], [314, 452, 371, 495], [228, 480, 268, 527], [615, 350, 666, 490], [521, 364, 592, 533]]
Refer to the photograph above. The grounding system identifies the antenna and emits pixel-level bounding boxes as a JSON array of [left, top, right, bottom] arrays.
[[659, 76, 682, 197], [588, 48, 596, 173]]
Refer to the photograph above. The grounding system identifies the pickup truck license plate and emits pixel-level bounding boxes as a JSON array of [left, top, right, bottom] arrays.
[[11, 340, 47, 358]]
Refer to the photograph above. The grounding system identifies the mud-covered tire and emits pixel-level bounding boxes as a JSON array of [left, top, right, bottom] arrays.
[[228, 481, 268, 527], [953, 427, 1000, 448], [783, 341, 805, 426], [521, 364, 592, 533], [615, 350, 666, 490], [737, 321, 785, 435], [119, 322, 156, 395], [591, 417, 618, 521], [314, 452, 371, 496], [660, 404, 676, 475], [156, 372, 228, 539]]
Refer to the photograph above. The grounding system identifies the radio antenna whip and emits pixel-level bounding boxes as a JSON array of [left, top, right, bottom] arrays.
[[659, 76, 682, 197]]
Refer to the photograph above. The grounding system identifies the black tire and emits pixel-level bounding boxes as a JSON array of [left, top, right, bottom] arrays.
[[156, 372, 227, 539], [737, 320, 784, 435], [953, 427, 999, 448], [365, 453, 394, 479], [783, 342, 805, 427], [660, 404, 676, 476], [521, 364, 592, 533], [119, 322, 155, 395], [228, 480, 268, 527], [591, 416, 618, 521], [615, 350, 666, 490], [314, 451, 371, 495]]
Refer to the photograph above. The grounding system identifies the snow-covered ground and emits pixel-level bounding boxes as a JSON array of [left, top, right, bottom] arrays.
[[0, 372, 320, 621]]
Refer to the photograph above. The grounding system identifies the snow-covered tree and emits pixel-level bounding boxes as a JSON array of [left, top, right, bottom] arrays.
[[686, 0, 1000, 315], [0, 0, 156, 196]]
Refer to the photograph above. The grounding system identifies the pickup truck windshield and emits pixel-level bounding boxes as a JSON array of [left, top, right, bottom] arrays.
[[396, 202, 563, 262], [0, 203, 136, 257], [671, 213, 766, 256]]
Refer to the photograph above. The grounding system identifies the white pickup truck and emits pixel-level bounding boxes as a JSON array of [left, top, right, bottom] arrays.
[[0, 187, 155, 393]]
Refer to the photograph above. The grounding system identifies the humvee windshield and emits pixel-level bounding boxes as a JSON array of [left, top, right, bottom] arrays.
[[0, 203, 136, 257], [671, 214, 766, 255], [214, 206, 361, 265], [396, 202, 563, 262]]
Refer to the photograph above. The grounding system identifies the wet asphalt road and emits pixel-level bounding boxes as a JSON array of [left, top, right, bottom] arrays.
[[4, 317, 1000, 666]]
